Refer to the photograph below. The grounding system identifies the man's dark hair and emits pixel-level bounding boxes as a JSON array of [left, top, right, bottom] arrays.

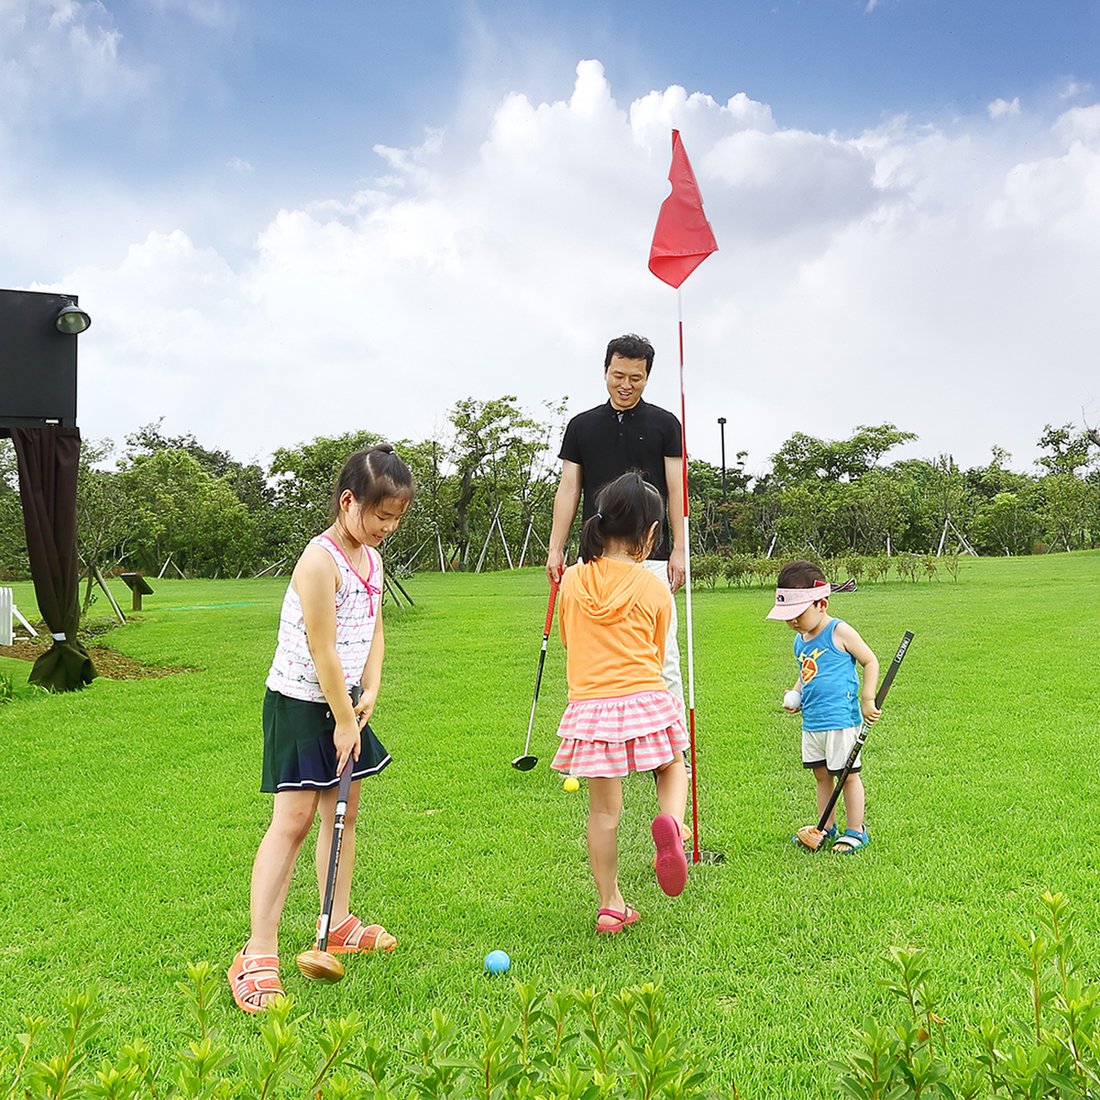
[[604, 334, 655, 376]]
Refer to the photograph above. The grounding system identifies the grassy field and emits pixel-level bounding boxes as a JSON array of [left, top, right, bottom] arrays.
[[1, 552, 1098, 1096]]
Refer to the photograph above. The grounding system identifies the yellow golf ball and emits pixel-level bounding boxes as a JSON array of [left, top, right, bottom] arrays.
[[563, 777, 580, 793]]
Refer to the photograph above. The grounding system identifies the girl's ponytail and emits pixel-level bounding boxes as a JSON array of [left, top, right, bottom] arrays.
[[579, 510, 606, 562]]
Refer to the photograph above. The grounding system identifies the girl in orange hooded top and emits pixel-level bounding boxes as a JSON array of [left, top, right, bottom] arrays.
[[552, 470, 690, 933]]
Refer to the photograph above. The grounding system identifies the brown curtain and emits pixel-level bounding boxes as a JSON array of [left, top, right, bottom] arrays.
[[10, 425, 96, 690]]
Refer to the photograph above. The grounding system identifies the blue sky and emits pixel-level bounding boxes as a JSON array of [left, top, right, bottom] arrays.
[[4, 0, 1100, 474]]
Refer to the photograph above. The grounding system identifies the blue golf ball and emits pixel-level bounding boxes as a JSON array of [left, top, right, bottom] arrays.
[[484, 950, 511, 974]]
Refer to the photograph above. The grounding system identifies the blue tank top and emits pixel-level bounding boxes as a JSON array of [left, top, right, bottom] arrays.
[[793, 619, 862, 732]]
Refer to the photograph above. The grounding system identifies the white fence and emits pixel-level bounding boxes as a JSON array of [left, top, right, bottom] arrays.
[[0, 588, 36, 646], [0, 587, 12, 647]]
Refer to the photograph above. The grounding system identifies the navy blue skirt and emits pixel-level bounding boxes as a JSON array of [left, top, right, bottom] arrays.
[[261, 688, 391, 793]]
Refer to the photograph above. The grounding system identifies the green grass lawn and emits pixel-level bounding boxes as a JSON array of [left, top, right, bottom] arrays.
[[1, 552, 1098, 1096]]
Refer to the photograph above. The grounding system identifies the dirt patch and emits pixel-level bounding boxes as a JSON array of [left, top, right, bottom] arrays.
[[0, 637, 191, 680]]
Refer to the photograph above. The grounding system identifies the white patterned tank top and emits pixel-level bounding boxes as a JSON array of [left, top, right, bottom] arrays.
[[265, 534, 382, 702]]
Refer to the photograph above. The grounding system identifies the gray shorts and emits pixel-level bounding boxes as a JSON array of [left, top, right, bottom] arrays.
[[801, 725, 862, 775]]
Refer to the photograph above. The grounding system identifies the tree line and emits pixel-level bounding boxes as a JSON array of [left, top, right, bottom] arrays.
[[1, 406, 1097, 590]]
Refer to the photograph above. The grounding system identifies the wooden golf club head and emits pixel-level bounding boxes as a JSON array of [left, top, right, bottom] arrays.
[[295, 948, 345, 983], [511, 754, 538, 771], [794, 825, 827, 851]]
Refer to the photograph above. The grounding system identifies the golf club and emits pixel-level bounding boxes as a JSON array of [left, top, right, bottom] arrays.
[[795, 630, 914, 852], [512, 579, 559, 771], [296, 687, 362, 982]]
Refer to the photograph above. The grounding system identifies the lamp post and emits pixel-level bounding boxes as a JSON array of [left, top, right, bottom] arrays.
[[717, 417, 727, 502]]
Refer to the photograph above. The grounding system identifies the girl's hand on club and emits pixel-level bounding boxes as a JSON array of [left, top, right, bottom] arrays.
[[334, 723, 361, 774], [355, 687, 377, 725], [861, 699, 882, 724]]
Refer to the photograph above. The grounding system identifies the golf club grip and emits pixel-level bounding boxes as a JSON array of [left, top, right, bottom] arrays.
[[815, 630, 914, 832], [872, 630, 914, 709], [543, 580, 559, 636]]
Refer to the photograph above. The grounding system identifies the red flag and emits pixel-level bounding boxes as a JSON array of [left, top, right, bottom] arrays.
[[648, 130, 718, 288]]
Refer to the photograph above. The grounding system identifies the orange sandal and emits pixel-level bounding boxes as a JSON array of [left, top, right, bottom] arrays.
[[227, 947, 283, 1014], [596, 905, 640, 934], [316, 914, 397, 953]]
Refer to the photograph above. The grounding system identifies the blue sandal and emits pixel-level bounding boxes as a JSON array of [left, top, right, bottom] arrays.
[[832, 828, 869, 854]]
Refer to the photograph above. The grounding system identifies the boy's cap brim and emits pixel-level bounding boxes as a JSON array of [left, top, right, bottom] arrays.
[[765, 582, 831, 621]]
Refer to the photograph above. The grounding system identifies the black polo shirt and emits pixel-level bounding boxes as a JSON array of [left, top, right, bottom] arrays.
[[558, 398, 682, 561]]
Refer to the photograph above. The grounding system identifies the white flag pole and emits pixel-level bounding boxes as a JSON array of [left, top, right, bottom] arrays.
[[675, 288, 704, 863]]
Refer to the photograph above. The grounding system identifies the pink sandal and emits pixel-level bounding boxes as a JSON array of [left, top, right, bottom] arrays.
[[227, 946, 283, 1014], [316, 914, 397, 953], [596, 905, 640, 934], [652, 814, 688, 897]]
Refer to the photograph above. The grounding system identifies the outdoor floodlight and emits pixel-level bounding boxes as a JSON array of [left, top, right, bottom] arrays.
[[55, 300, 91, 335]]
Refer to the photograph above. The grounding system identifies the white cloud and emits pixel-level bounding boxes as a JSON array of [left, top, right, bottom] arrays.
[[988, 96, 1021, 119], [8, 58, 1100, 476], [0, 0, 149, 116]]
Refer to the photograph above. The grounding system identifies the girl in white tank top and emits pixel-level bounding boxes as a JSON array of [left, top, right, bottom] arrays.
[[228, 445, 413, 1015]]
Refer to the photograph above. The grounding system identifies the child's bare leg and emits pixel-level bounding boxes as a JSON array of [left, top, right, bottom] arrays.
[[315, 783, 362, 926], [813, 767, 837, 830], [587, 777, 625, 922], [249, 790, 319, 955], [654, 754, 689, 842], [840, 773, 865, 832]]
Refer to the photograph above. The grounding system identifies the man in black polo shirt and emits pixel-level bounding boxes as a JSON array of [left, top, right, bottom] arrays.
[[545, 333, 685, 705]]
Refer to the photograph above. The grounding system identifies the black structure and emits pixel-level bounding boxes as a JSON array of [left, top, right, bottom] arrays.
[[1, 288, 95, 690], [717, 417, 727, 501], [120, 572, 154, 611], [0, 289, 81, 430]]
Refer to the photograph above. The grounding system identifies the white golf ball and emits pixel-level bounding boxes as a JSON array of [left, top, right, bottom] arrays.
[[783, 690, 803, 711]]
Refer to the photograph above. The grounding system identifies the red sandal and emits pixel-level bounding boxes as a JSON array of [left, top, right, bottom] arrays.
[[595, 905, 640, 934], [316, 914, 397, 953], [227, 946, 283, 1014], [652, 813, 688, 897]]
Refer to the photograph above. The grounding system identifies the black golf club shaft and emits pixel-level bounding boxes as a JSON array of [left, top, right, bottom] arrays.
[[815, 631, 914, 832], [318, 686, 361, 951]]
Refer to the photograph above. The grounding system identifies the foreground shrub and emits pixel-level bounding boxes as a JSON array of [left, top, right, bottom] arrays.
[[834, 892, 1099, 1099], [1, 969, 723, 1099]]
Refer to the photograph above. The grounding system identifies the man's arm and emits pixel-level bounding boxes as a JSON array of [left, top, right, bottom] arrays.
[[546, 459, 582, 583], [664, 455, 686, 592]]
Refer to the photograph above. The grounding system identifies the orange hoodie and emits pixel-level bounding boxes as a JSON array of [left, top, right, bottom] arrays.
[[558, 556, 672, 701]]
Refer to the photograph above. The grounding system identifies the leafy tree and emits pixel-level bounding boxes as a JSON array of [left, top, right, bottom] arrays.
[[972, 490, 1038, 555], [119, 449, 258, 576], [771, 424, 917, 486], [76, 438, 135, 608], [443, 396, 549, 569], [835, 468, 909, 553], [1038, 473, 1092, 551], [775, 483, 840, 556], [0, 440, 28, 580], [1036, 423, 1094, 477], [688, 452, 751, 552]]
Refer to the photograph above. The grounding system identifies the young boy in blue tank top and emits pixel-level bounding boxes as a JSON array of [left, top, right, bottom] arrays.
[[766, 560, 880, 853]]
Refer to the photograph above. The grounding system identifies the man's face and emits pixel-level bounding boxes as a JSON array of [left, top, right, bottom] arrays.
[[604, 354, 649, 411]]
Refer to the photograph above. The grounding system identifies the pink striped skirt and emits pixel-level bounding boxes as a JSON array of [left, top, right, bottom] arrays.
[[552, 690, 689, 778]]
